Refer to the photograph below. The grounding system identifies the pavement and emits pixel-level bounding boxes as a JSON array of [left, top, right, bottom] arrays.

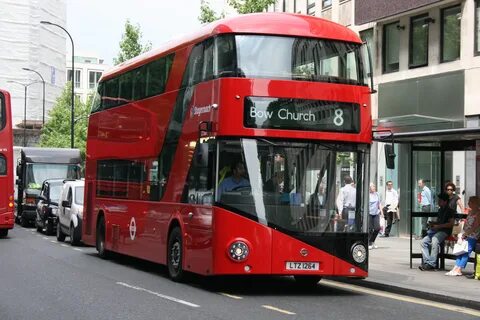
[[338, 236, 480, 310]]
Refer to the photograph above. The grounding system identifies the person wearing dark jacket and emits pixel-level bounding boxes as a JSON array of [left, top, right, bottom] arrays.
[[419, 192, 455, 271]]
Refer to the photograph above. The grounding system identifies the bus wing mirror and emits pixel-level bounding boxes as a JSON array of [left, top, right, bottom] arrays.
[[385, 144, 396, 170]]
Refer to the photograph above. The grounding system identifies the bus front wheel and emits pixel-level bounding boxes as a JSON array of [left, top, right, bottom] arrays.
[[0, 229, 8, 237], [294, 275, 322, 287], [167, 227, 185, 282], [96, 216, 109, 259]]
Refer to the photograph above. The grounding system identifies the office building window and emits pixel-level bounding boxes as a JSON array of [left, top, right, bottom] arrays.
[[89, 71, 102, 89], [409, 14, 430, 68], [360, 28, 375, 72], [307, 0, 315, 15], [322, 0, 331, 9], [67, 69, 81, 88], [441, 5, 461, 62], [475, 0, 479, 55], [383, 22, 400, 73]]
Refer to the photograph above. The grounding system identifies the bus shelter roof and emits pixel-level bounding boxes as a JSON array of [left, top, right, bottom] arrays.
[[373, 127, 480, 146]]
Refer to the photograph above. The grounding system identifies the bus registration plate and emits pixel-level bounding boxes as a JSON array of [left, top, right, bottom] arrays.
[[286, 262, 319, 271]]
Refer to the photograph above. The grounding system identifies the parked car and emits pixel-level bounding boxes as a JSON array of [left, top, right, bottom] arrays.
[[35, 179, 64, 234], [57, 180, 84, 245]]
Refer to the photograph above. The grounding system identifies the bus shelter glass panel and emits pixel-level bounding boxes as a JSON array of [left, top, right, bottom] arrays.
[[215, 138, 368, 234], [412, 150, 441, 238]]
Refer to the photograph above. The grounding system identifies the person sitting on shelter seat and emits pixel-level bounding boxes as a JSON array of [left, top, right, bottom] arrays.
[[419, 192, 455, 271]]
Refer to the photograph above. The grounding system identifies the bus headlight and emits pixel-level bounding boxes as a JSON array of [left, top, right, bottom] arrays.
[[351, 243, 367, 263], [227, 240, 249, 262]]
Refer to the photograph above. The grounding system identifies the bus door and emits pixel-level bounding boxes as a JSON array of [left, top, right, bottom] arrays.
[[181, 140, 214, 274]]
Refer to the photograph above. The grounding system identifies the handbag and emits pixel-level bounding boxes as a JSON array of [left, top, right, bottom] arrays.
[[452, 238, 468, 256]]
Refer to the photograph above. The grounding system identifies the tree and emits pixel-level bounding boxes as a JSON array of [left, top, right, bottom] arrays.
[[113, 19, 152, 65], [198, 0, 275, 23], [39, 82, 90, 159], [199, 1, 224, 23]]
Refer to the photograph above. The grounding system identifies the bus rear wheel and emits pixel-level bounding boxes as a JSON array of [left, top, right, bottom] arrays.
[[294, 275, 322, 287], [96, 216, 109, 259], [0, 229, 8, 237], [167, 227, 185, 282]]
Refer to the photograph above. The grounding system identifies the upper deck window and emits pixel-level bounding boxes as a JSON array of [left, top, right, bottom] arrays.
[[0, 93, 4, 130], [234, 35, 366, 86]]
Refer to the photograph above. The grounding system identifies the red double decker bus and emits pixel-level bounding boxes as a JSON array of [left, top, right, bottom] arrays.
[[0, 89, 15, 237], [83, 13, 374, 285]]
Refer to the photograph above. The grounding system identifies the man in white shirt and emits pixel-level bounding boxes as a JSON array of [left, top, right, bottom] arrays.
[[336, 176, 356, 231], [418, 179, 432, 237], [382, 181, 399, 237]]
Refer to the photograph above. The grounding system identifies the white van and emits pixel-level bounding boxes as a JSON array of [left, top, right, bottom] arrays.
[[57, 180, 84, 245]]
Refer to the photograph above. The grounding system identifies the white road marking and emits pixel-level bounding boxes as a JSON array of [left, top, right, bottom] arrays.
[[218, 292, 243, 300], [262, 305, 296, 315], [50, 240, 58, 244], [73, 248, 83, 252], [321, 280, 480, 317], [42, 237, 48, 240], [61, 244, 69, 248], [116, 282, 200, 308]]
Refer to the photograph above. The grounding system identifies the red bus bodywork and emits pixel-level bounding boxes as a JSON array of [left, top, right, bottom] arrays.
[[0, 90, 15, 235], [83, 13, 371, 280]]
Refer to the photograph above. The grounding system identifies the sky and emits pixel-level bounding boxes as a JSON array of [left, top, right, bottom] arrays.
[[66, 0, 227, 66]]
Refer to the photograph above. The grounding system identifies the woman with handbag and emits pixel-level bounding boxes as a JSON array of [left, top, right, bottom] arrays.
[[445, 196, 480, 276]]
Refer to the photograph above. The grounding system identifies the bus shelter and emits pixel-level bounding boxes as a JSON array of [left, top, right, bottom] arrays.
[[375, 127, 480, 268]]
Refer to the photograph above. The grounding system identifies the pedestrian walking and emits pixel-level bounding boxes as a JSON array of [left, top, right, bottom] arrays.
[[336, 175, 356, 232], [368, 183, 382, 249], [417, 179, 432, 237], [382, 180, 398, 237]]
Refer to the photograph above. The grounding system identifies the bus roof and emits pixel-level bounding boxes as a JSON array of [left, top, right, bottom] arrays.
[[21, 147, 82, 164], [102, 13, 362, 81]]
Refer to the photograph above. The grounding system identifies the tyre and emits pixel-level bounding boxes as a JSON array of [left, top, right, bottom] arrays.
[[70, 223, 81, 246], [21, 216, 29, 228], [167, 227, 185, 282], [45, 220, 54, 235], [294, 275, 322, 287], [96, 216, 109, 259], [35, 220, 42, 232], [0, 229, 8, 237], [56, 220, 66, 242]]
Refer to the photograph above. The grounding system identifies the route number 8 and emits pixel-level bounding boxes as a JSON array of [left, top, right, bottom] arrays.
[[334, 109, 344, 126]]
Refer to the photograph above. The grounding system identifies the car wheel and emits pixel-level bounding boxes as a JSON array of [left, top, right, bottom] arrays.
[[21, 216, 29, 228], [45, 220, 54, 235], [0, 229, 8, 237], [96, 216, 109, 259], [293, 275, 322, 288], [56, 220, 66, 242], [70, 223, 81, 246], [35, 219, 42, 232], [167, 227, 185, 282]]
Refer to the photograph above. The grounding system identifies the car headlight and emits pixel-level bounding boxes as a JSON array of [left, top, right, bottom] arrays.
[[227, 240, 250, 262], [351, 243, 367, 263]]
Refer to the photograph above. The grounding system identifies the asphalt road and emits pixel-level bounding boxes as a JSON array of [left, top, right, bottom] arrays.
[[0, 226, 478, 320]]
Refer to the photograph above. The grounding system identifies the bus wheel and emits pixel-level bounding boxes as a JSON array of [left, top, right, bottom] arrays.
[[56, 220, 66, 242], [70, 223, 81, 246], [294, 275, 322, 287], [0, 229, 8, 237], [96, 216, 109, 259], [167, 227, 185, 282]]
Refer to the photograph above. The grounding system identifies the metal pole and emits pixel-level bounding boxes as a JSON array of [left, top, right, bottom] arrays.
[[40, 21, 75, 148], [22, 68, 46, 127], [24, 86, 27, 147]]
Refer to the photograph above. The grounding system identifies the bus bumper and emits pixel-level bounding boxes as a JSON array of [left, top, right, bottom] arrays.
[[0, 211, 15, 229]]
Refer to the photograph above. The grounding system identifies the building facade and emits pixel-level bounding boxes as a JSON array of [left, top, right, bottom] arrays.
[[0, 0, 67, 146], [67, 54, 110, 103], [270, 0, 480, 236]]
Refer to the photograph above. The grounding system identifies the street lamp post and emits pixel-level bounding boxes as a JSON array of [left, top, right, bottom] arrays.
[[40, 20, 75, 149], [22, 67, 46, 127], [7, 80, 39, 147]]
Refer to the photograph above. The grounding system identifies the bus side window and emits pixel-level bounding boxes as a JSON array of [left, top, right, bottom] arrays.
[[0, 154, 6, 175]]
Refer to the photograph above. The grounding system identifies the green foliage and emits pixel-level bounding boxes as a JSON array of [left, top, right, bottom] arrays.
[[39, 82, 90, 160], [113, 19, 152, 65], [228, 0, 276, 14], [199, 1, 224, 23], [198, 0, 275, 23]]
